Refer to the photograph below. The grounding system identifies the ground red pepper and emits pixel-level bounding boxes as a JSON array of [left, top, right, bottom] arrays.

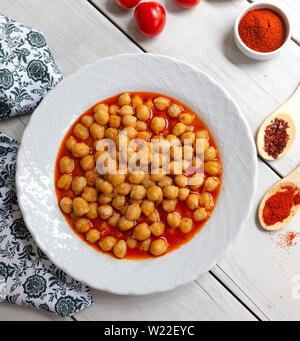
[[264, 118, 289, 159], [239, 9, 286, 53], [277, 231, 300, 248], [263, 186, 300, 226]]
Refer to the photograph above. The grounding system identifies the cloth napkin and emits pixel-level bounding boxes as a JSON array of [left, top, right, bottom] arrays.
[[0, 14, 62, 119], [0, 14, 93, 318]]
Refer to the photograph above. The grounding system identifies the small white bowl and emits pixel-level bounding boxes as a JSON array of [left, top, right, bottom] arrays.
[[234, 1, 291, 60]]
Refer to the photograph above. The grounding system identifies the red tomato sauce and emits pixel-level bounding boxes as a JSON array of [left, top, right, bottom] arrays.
[[55, 92, 222, 259]]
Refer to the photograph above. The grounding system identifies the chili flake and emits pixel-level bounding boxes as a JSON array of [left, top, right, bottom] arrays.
[[264, 117, 289, 159]]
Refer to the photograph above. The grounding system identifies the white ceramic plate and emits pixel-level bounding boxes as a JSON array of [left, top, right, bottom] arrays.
[[16, 54, 257, 295]]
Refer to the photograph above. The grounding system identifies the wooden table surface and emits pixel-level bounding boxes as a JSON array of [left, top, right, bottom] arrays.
[[1, 0, 300, 321]]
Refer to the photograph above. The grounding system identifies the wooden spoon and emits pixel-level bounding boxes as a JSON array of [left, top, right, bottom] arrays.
[[257, 84, 300, 161], [258, 165, 300, 231]]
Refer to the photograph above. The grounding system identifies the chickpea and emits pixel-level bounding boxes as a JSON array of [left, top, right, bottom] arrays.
[[97, 204, 113, 220], [118, 216, 135, 231], [142, 175, 156, 189], [193, 207, 208, 221], [145, 99, 154, 109], [149, 222, 164, 237], [147, 186, 163, 202], [126, 203, 142, 221], [141, 200, 155, 216], [136, 105, 150, 121], [131, 95, 142, 108], [112, 196, 126, 211], [167, 103, 182, 118], [204, 147, 217, 161], [180, 217, 193, 233], [136, 120, 147, 131], [130, 185, 146, 200], [157, 176, 173, 188], [98, 181, 114, 195], [107, 212, 121, 227], [94, 110, 109, 126], [120, 204, 129, 216], [72, 143, 90, 158], [154, 97, 169, 111], [178, 188, 190, 201], [148, 210, 159, 223], [179, 113, 194, 125], [119, 105, 134, 117], [94, 177, 104, 191], [186, 193, 199, 210], [94, 103, 108, 113], [162, 199, 177, 213], [59, 156, 74, 174], [189, 173, 204, 190], [125, 237, 137, 249], [181, 132, 195, 146], [86, 203, 98, 219], [116, 182, 131, 196], [122, 127, 137, 139], [108, 173, 125, 187], [199, 192, 213, 210], [151, 117, 166, 133], [129, 171, 145, 185], [109, 104, 120, 115], [60, 197, 73, 214], [204, 161, 220, 176], [80, 155, 95, 171], [81, 115, 95, 128], [192, 157, 202, 169], [113, 240, 127, 258], [65, 136, 77, 152], [163, 185, 179, 200], [74, 123, 89, 140], [150, 168, 165, 182], [172, 123, 187, 136], [150, 239, 168, 256], [98, 193, 113, 204], [169, 161, 182, 175], [133, 223, 151, 241], [85, 170, 99, 186], [122, 115, 137, 128], [204, 177, 219, 192], [74, 218, 91, 233], [99, 236, 117, 252], [109, 114, 121, 128], [57, 174, 72, 190], [167, 213, 180, 229], [90, 123, 105, 140], [71, 176, 87, 195], [195, 130, 209, 152], [81, 187, 98, 203], [73, 197, 89, 216], [118, 92, 131, 106], [175, 175, 188, 188], [86, 229, 101, 243]]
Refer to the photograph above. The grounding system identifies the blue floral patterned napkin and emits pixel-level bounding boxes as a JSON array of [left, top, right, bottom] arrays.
[[0, 14, 62, 119], [0, 133, 93, 317], [0, 14, 93, 317]]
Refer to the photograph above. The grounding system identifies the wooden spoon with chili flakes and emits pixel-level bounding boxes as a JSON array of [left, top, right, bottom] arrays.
[[256, 83, 300, 161], [258, 165, 300, 231]]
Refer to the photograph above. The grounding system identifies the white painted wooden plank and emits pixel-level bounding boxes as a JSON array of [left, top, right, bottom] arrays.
[[94, 0, 300, 179], [0, 302, 71, 321], [74, 272, 256, 321], [212, 159, 300, 320], [0, 0, 254, 321], [0, 117, 26, 141], [248, 0, 300, 45]]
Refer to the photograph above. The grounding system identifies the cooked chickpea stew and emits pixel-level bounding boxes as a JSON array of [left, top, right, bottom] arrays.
[[55, 92, 222, 259]]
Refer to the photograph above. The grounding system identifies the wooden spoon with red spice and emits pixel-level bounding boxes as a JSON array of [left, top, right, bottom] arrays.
[[259, 165, 300, 231], [257, 83, 300, 161]]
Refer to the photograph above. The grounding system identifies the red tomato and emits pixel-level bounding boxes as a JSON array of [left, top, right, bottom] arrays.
[[175, 0, 200, 8], [115, 0, 141, 9], [134, 2, 166, 38]]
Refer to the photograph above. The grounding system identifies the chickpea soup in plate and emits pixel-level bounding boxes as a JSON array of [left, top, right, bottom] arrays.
[[55, 92, 222, 260]]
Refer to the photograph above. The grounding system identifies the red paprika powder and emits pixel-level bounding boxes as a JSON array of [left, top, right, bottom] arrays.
[[263, 186, 300, 226], [239, 9, 286, 53]]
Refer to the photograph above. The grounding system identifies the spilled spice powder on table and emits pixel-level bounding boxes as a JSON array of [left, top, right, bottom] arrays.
[[277, 231, 300, 248], [264, 118, 289, 159], [238, 9, 286, 53], [263, 186, 300, 226]]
